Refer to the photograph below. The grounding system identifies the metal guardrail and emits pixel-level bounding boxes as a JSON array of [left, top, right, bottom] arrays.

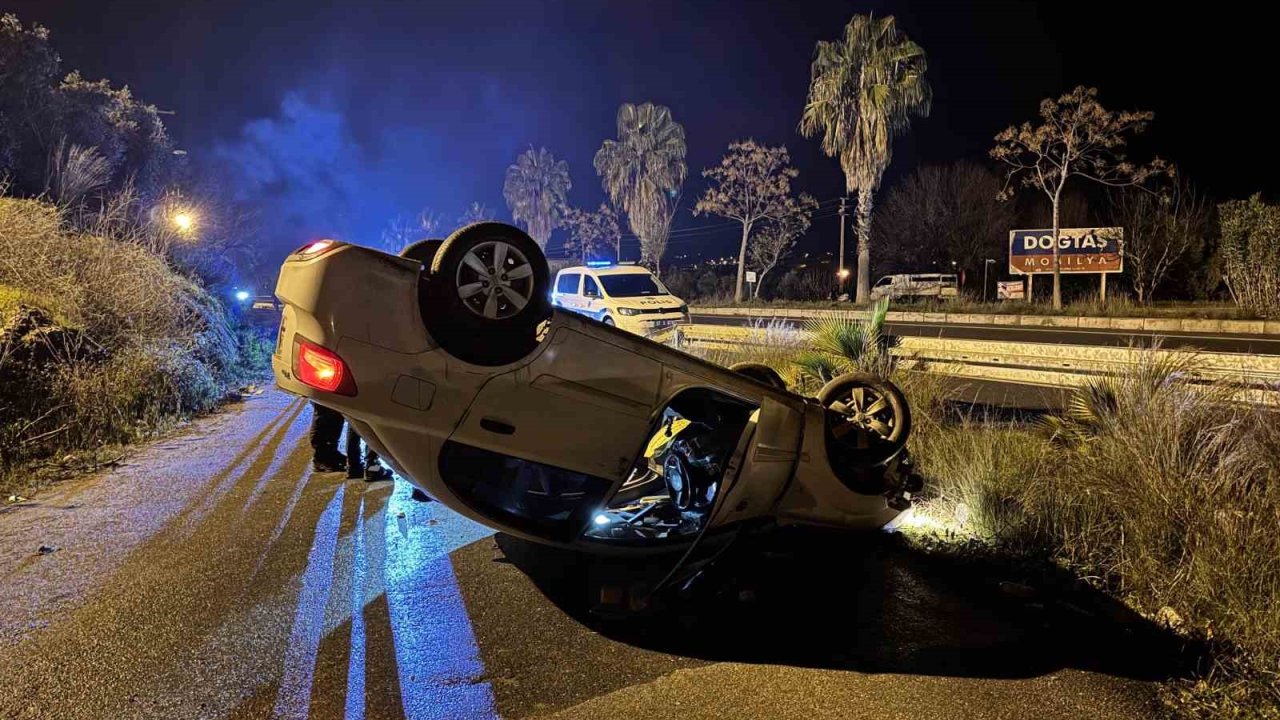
[[692, 306, 1280, 336], [680, 323, 1280, 407]]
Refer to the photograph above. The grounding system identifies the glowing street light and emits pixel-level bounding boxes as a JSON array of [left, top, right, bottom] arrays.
[[235, 290, 250, 302], [172, 211, 196, 233]]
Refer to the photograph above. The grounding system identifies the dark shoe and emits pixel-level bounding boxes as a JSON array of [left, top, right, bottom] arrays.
[[346, 462, 365, 480], [364, 464, 393, 482], [313, 455, 346, 473]]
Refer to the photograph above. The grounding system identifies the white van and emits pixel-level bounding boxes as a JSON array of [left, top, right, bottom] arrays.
[[870, 273, 959, 301], [551, 262, 689, 335]]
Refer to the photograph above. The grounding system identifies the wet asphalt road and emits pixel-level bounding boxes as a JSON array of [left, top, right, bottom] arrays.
[[0, 391, 1184, 719]]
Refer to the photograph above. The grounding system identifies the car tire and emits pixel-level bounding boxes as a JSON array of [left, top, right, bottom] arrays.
[[401, 238, 444, 266], [425, 222, 551, 366], [729, 361, 787, 391], [818, 372, 911, 471], [602, 316, 615, 327]]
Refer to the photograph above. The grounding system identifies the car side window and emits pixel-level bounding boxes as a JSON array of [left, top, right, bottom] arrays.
[[556, 273, 580, 295], [583, 276, 601, 298], [875, 276, 891, 287]]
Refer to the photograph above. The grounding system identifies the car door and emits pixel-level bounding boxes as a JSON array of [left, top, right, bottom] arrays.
[[581, 275, 604, 319], [712, 396, 804, 526], [447, 326, 662, 482], [554, 272, 582, 313]]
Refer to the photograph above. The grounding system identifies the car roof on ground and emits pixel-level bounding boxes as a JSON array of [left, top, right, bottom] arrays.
[[559, 264, 653, 276]]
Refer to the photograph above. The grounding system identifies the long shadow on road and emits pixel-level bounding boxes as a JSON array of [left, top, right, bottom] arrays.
[[494, 528, 1202, 683]]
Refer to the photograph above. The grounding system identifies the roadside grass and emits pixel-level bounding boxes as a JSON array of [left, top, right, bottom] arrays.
[[1, 197, 262, 496], [692, 295, 1260, 320], [683, 320, 1280, 718], [905, 358, 1280, 717]]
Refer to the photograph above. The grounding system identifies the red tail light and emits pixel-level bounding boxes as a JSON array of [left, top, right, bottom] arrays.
[[294, 339, 357, 396], [293, 239, 342, 258]]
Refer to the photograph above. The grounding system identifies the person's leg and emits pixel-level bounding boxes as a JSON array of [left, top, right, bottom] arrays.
[[360, 435, 392, 481], [345, 421, 366, 479], [364, 446, 391, 481], [310, 403, 345, 472]]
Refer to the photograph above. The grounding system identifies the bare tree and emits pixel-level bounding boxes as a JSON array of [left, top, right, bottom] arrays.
[[377, 207, 443, 254], [991, 86, 1166, 308], [749, 204, 814, 298], [562, 203, 621, 263], [457, 201, 494, 226], [694, 140, 816, 301], [877, 162, 1014, 286], [1109, 177, 1210, 304], [379, 216, 417, 254], [416, 208, 442, 237]]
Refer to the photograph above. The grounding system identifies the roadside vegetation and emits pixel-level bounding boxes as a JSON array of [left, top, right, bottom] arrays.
[[0, 197, 267, 496], [1, 16, 269, 496], [684, 311, 1280, 719]]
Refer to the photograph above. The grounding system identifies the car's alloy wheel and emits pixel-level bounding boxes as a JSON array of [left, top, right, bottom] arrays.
[[454, 240, 536, 320], [425, 223, 550, 366], [818, 372, 911, 468]]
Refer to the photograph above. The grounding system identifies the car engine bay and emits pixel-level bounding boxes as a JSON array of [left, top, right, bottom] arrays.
[[585, 388, 755, 544]]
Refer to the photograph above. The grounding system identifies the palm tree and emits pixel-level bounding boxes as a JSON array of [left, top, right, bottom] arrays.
[[593, 103, 687, 276], [800, 15, 931, 304], [503, 147, 571, 249], [794, 299, 898, 384]]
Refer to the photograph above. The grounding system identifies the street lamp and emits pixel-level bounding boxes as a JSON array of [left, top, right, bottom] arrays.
[[836, 268, 851, 302], [172, 210, 196, 234], [983, 259, 997, 302]]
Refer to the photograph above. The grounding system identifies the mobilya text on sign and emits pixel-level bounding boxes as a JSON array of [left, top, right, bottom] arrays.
[[1008, 228, 1124, 275]]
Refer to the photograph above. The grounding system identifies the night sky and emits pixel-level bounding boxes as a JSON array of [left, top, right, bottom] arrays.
[[5, 0, 1271, 268]]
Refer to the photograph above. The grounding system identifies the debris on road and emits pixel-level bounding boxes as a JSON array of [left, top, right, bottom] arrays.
[[36, 544, 59, 555]]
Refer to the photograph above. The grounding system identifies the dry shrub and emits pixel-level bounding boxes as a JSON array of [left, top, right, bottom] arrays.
[[48, 341, 221, 448], [0, 197, 239, 485], [909, 421, 1047, 542], [1041, 353, 1280, 661], [0, 197, 229, 352], [908, 347, 1280, 714]]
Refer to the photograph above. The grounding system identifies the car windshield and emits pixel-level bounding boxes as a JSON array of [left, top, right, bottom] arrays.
[[599, 273, 668, 297]]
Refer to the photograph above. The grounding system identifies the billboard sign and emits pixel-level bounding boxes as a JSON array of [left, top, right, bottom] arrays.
[[997, 280, 1025, 300], [1008, 227, 1123, 275]]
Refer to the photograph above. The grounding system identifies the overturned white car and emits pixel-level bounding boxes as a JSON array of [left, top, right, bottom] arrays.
[[272, 223, 920, 552]]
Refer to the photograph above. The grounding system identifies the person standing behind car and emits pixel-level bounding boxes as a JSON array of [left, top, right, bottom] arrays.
[[345, 423, 391, 481], [310, 402, 393, 480], [310, 402, 346, 472]]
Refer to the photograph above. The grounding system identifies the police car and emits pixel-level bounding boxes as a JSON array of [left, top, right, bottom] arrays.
[[551, 261, 689, 336]]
